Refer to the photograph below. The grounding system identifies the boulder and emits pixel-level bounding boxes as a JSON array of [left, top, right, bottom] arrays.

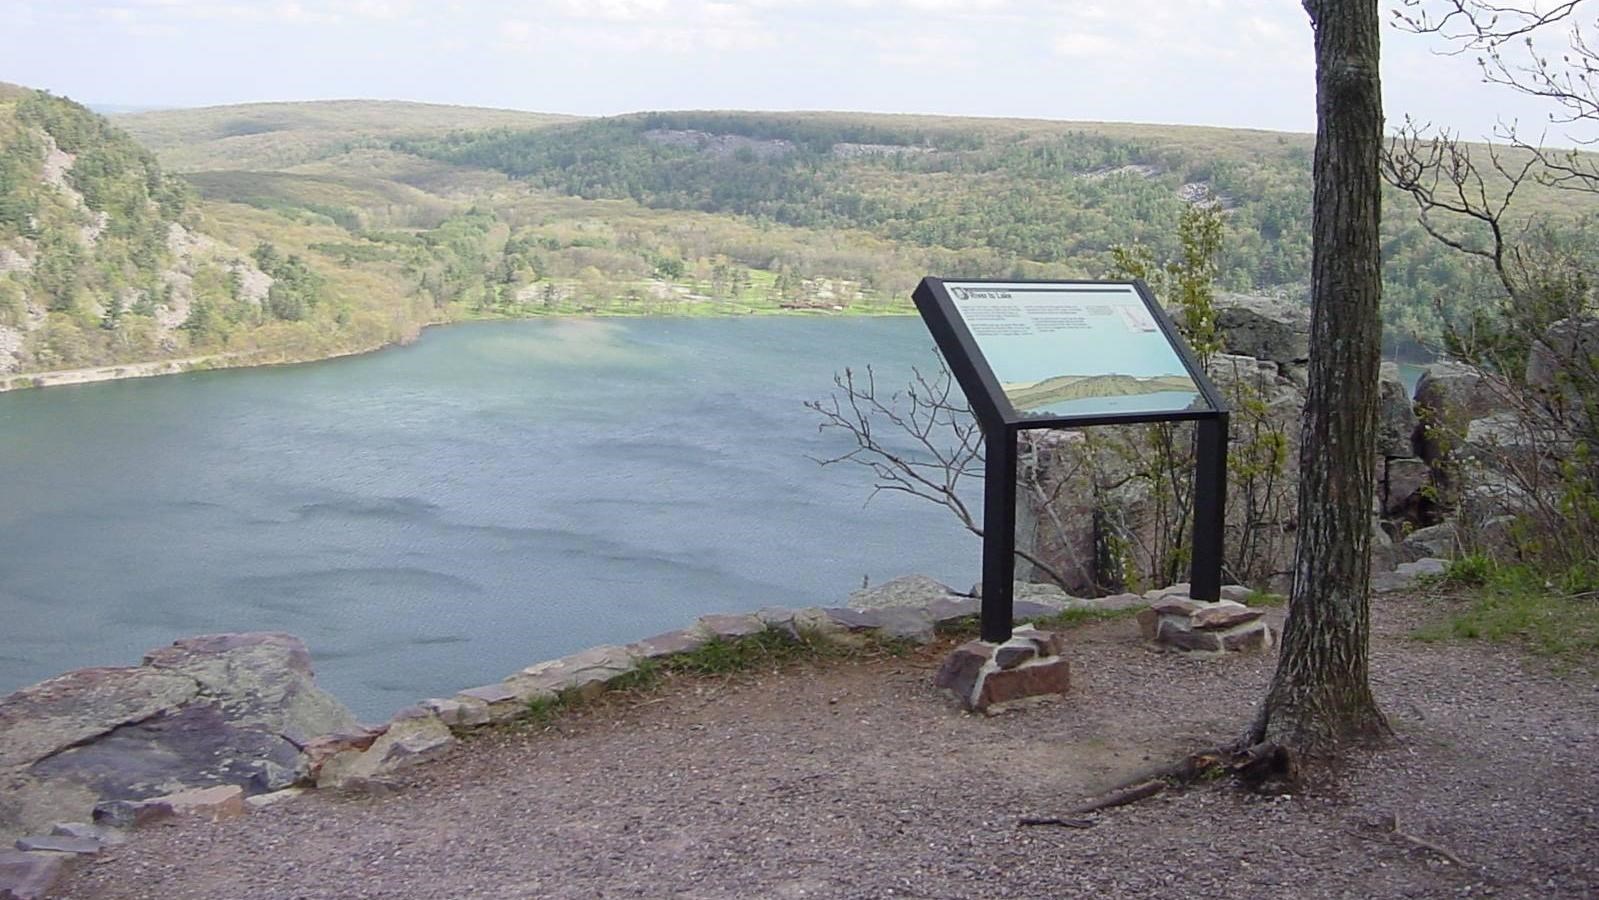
[[1403, 522, 1461, 560], [0, 849, 65, 900], [1378, 363, 1420, 458], [316, 714, 454, 792], [1383, 458, 1431, 518], [1214, 306, 1309, 366], [1525, 316, 1599, 421], [847, 575, 961, 609], [1414, 361, 1509, 463], [0, 633, 355, 843]]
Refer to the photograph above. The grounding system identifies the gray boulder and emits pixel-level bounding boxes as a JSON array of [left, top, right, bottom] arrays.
[[1378, 363, 1420, 459], [1414, 361, 1509, 463], [1214, 306, 1309, 366], [847, 575, 962, 609], [0, 633, 356, 843], [1526, 316, 1599, 421]]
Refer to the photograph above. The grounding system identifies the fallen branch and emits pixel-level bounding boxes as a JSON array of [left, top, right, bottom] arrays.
[[1363, 813, 1470, 868], [1067, 779, 1166, 814]]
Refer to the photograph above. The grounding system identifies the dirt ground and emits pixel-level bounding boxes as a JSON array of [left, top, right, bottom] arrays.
[[57, 594, 1599, 899]]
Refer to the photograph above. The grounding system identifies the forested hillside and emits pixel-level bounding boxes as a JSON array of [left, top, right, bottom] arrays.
[[0, 87, 440, 383], [6, 89, 1589, 383], [402, 111, 1594, 347]]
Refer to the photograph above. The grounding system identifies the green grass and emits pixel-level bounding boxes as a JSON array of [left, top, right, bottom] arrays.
[[1025, 605, 1144, 630], [1413, 559, 1599, 663], [516, 625, 908, 728], [1243, 589, 1287, 607]]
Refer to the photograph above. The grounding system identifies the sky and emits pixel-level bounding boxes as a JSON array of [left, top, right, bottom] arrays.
[[0, 0, 1588, 142]]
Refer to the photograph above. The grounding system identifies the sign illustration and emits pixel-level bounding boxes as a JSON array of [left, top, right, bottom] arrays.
[[942, 282, 1202, 419]]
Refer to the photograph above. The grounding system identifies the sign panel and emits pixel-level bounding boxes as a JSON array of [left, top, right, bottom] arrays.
[[941, 281, 1202, 420]]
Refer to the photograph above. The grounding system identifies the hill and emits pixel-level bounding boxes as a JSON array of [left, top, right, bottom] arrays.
[[7, 93, 1592, 382], [115, 99, 577, 173], [0, 88, 442, 384]]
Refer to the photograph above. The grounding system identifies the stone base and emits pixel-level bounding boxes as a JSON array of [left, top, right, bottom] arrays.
[[933, 626, 1071, 714], [1136, 596, 1273, 654]]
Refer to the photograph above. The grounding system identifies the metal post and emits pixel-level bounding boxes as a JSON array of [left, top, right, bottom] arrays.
[[981, 424, 1017, 643], [1190, 413, 1229, 602]]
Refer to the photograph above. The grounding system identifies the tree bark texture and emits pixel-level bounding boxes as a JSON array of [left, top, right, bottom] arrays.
[[1251, 0, 1389, 753]]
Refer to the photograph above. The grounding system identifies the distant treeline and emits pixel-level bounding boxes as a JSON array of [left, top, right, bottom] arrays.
[[399, 112, 1497, 345]]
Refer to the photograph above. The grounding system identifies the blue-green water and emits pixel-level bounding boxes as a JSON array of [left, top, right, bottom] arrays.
[[0, 318, 978, 718]]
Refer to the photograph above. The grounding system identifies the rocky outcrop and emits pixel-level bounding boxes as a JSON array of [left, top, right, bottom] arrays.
[[0, 632, 356, 843]]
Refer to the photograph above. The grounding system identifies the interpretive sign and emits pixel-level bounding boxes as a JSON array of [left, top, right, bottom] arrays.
[[916, 280, 1219, 428], [912, 277, 1229, 642]]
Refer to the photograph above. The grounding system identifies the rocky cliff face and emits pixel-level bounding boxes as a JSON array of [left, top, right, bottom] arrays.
[[0, 86, 271, 377], [0, 632, 356, 843]]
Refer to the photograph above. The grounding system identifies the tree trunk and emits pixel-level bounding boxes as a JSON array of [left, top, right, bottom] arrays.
[[1249, 0, 1389, 754]]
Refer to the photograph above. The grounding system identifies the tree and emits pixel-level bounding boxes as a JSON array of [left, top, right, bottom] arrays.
[[1244, 0, 1391, 759]]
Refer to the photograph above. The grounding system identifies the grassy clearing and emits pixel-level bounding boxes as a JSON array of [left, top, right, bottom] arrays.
[[1413, 556, 1599, 664]]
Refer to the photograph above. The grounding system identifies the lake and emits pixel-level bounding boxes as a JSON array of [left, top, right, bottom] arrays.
[[0, 317, 980, 718]]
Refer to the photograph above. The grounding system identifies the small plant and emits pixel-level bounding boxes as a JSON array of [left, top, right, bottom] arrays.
[[1243, 589, 1287, 607], [1443, 554, 1496, 588]]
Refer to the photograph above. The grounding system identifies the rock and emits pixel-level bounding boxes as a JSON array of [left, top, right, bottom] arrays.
[[1012, 600, 1065, 621], [933, 639, 1071, 714], [848, 575, 959, 609], [1143, 583, 1191, 603], [819, 608, 878, 632], [1373, 557, 1450, 593], [1215, 306, 1309, 365], [13, 835, 100, 855], [1156, 618, 1224, 652], [1011, 625, 1066, 657], [993, 644, 1037, 670], [1378, 363, 1421, 458], [753, 607, 802, 639], [1219, 622, 1275, 653], [627, 629, 708, 660], [856, 607, 936, 644], [1403, 522, 1461, 560], [1526, 316, 1599, 420], [967, 580, 1073, 607], [922, 596, 981, 625], [1218, 585, 1255, 603], [1150, 597, 1202, 616], [47, 823, 123, 846], [244, 787, 305, 811], [95, 786, 245, 829], [1415, 361, 1508, 463], [0, 848, 65, 900], [1384, 458, 1431, 517], [1091, 592, 1147, 611], [300, 726, 385, 781], [1135, 607, 1161, 641], [693, 614, 765, 641], [1189, 602, 1264, 630], [978, 658, 1072, 712], [419, 697, 487, 729], [0, 632, 355, 843], [509, 645, 639, 702], [141, 632, 354, 742], [316, 715, 453, 791]]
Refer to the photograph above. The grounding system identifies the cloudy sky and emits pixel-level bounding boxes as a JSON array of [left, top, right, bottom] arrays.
[[0, 0, 1582, 141]]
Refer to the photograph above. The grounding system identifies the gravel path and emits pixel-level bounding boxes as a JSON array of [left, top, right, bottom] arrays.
[[59, 595, 1599, 899]]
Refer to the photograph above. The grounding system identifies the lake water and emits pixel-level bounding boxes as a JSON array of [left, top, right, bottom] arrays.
[[0, 317, 980, 718]]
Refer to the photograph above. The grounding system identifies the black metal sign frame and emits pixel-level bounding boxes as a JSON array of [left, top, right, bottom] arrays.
[[912, 277, 1231, 643]]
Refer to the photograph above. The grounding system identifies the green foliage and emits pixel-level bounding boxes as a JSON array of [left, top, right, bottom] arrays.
[[253, 240, 324, 321], [1415, 562, 1599, 663], [1023, 605, 1143, 630]]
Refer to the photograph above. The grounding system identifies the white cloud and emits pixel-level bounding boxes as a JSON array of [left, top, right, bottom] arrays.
[[1052, 32, 1117, 58]]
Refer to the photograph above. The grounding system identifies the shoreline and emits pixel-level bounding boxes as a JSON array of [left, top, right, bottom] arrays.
[[0, 307, 918, 394]]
